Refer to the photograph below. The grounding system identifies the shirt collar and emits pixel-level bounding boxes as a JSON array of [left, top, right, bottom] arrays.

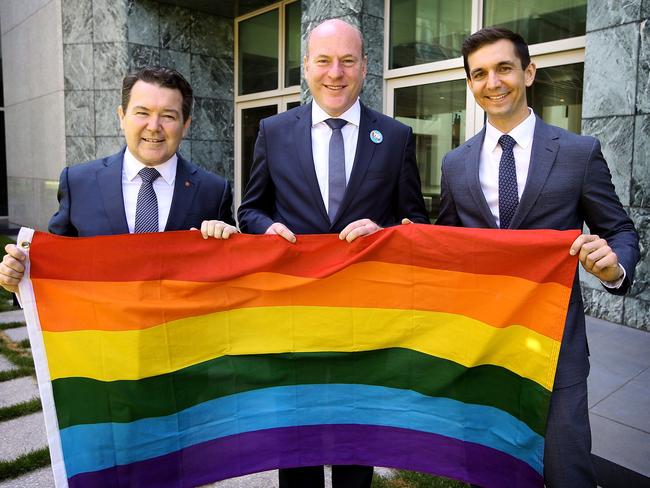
[[484, 108, 536, 152], [123, 148, 177, 185], [311, 99, 361, 128]]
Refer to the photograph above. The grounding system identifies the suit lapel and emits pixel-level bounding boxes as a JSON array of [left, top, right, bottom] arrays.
[[465, 130, 498, 228], [165, 155, 199, 231], [331, 103, 377, 226], [510, 117, 559, 229], [97, 150, 129, 234], [294, 103, 329, 224]]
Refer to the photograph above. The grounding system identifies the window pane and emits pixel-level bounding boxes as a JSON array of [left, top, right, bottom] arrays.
[[484, 0, 586, 45], [285, 1, 301, 87], [528, 63, 583, 134], [390, 0, 471, 69], [238, 9, 279, 95], [394, 80, 466, 220], [241, 105, 278, 195], [286, 101, 301, 110]]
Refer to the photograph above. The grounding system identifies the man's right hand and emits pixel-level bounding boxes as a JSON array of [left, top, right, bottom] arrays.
[[0, 244, 26, 294], [265, 223, 296, 243]]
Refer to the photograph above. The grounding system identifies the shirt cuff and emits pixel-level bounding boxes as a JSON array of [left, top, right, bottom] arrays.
[[601, 264, 626, 289]]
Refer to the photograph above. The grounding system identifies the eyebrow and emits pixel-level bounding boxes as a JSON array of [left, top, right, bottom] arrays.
[[132, 105, 180, 115]]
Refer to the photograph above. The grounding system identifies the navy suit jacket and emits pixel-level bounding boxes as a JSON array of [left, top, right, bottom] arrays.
[[238, 102, 428, 234], [436, 117, 639, 388], [48, 148, 234, 237]]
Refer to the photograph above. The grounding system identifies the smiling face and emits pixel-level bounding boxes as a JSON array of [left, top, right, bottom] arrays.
[[467, 39, 536, 133], [118, 80, 191, 166], [304, 20, 367, 117]]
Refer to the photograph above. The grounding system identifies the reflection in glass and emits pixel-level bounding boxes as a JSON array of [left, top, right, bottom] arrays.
[[528, 63, 583, 134], [241, 105, 278, 194], [285, 1, 301, 87], [394, 80, 466, 220], [286, 101, 301, 110], [484, 0, 586, 45], [238, 9, 279, 95], [390, 0, 471, 69]]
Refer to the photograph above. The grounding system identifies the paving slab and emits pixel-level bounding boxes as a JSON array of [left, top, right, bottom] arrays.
[[3, 326, 28, 343], [591, 369, 650, 433], [0, 354, 17, 372], [0, 411, 47, 462], [0, 376, 39, 408], [590, 412, 650, 477], [0, 310, 25, 324], [207, 470, 279, 487], [0, 466, 54, 488]]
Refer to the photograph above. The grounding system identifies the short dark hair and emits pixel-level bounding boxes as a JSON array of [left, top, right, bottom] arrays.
[[121, 66, 193, 121], [462, 27, 531, 79]]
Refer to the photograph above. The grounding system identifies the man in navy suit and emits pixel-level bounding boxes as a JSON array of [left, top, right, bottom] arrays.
[[435, 28, 639, 487], [0, 66, 235, 292], [236, 18, 428, 488]]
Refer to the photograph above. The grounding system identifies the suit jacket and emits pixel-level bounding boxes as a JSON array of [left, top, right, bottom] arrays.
[[238, 102, 428, 234], [48, 148, 234, 237], [436, 116, 639, 388]]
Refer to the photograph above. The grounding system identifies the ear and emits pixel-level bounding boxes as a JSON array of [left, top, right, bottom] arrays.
[[182, 115, 192, 137], [524, 62, 536, 87], [117, 105, 125, 131], [303, 54, 310, 74]]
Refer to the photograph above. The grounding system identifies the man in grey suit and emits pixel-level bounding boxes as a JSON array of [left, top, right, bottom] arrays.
[[436, 28, 639, 487], [0, 66, 236, 293]]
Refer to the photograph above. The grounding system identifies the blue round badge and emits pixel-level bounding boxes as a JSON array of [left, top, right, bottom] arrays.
[[369, 130, 383, 144]]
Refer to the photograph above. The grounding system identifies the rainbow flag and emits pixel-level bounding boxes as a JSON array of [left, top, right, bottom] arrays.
[[18, 224, 577, 488]]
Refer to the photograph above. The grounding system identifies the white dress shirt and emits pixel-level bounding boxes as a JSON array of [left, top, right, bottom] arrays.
[[479, 109, 535, 228], [479, 109, 624, 287], [122, 148, 176, 233], [311, 99, 360, 212]]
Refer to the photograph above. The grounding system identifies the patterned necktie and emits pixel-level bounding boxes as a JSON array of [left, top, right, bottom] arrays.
[[134, 167, 161, 233], [325, 118, 348, 222], [498, 134, 518, 229]]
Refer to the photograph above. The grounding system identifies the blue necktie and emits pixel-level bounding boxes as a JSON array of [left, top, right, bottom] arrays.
[[325, 118, 348, 222], [498, 134, 518, 229], [134, 167, 161, 233]]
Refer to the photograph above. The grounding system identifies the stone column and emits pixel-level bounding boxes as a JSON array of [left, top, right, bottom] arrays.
[[581, 0, 649, 329], [300, 0, 385, 112]]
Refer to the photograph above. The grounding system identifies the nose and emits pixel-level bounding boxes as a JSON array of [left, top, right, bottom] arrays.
[[146, 114, 161, 130], [327, 60, 343, 79], [486, 70, 502, 89]]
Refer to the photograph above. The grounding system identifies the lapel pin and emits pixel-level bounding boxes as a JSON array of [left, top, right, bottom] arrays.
[[184, 180, 191, 187], [370, 130, 383, 144]]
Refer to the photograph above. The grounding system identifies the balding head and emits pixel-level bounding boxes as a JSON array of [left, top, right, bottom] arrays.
[[306, 19, 365, 60]]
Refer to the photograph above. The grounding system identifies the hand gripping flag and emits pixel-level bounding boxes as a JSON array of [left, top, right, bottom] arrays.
[[17, 224, 578, 488]]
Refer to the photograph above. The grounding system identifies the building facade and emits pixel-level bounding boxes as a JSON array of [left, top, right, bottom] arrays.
[[1, 0, 648, 329]]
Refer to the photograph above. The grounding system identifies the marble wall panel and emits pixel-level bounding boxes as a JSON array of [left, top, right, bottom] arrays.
[[128, 43, 160, 70], [63, 43, 94, 90], [95, 90, 122, 136], [7, 177, 36, 228], [582, 288, 625, 324], [65, 91, 94, 136], [586, 0, 642, 31], [179, 139, 191, 161], [159, 4, 192, 52], [62, 0, 93, 44], [632, 115, 650, 207], [643, 0, 650, 17], [96, 137, 125, 158], [94, 43, 129, 89], [191, 98, 234, 141], [0, 0, 50, 34], [581, 116, 634, 206], [362, 13, 383, 77], [66, 136, 96, 165], [93, 0, 127, 43], [637, 19, 650, 113], [160, 50, 191, 79], [190, 54, 233, 100], [360, 74, 382, 112], [629, 207, 649, 301], [583, 23, 638, 117], [623, 297, 650, 330], [191, 14, 232, 59], [127, 0, 159, 47], [303, 0, 363, 22], [364, 0, 384, 18], [190, 140, 234, 180]]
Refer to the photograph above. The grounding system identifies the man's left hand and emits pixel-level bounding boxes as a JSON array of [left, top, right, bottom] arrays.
[[338, 219, 382, 243], [570, 234, 623, 282], [195, 220, 239, 239]]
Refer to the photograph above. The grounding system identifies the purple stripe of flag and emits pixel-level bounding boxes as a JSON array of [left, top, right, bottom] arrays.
[[68, 424, 543, 488]]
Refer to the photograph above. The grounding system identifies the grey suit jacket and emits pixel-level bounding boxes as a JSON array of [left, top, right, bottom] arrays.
[[436, 117, 639, 388]]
